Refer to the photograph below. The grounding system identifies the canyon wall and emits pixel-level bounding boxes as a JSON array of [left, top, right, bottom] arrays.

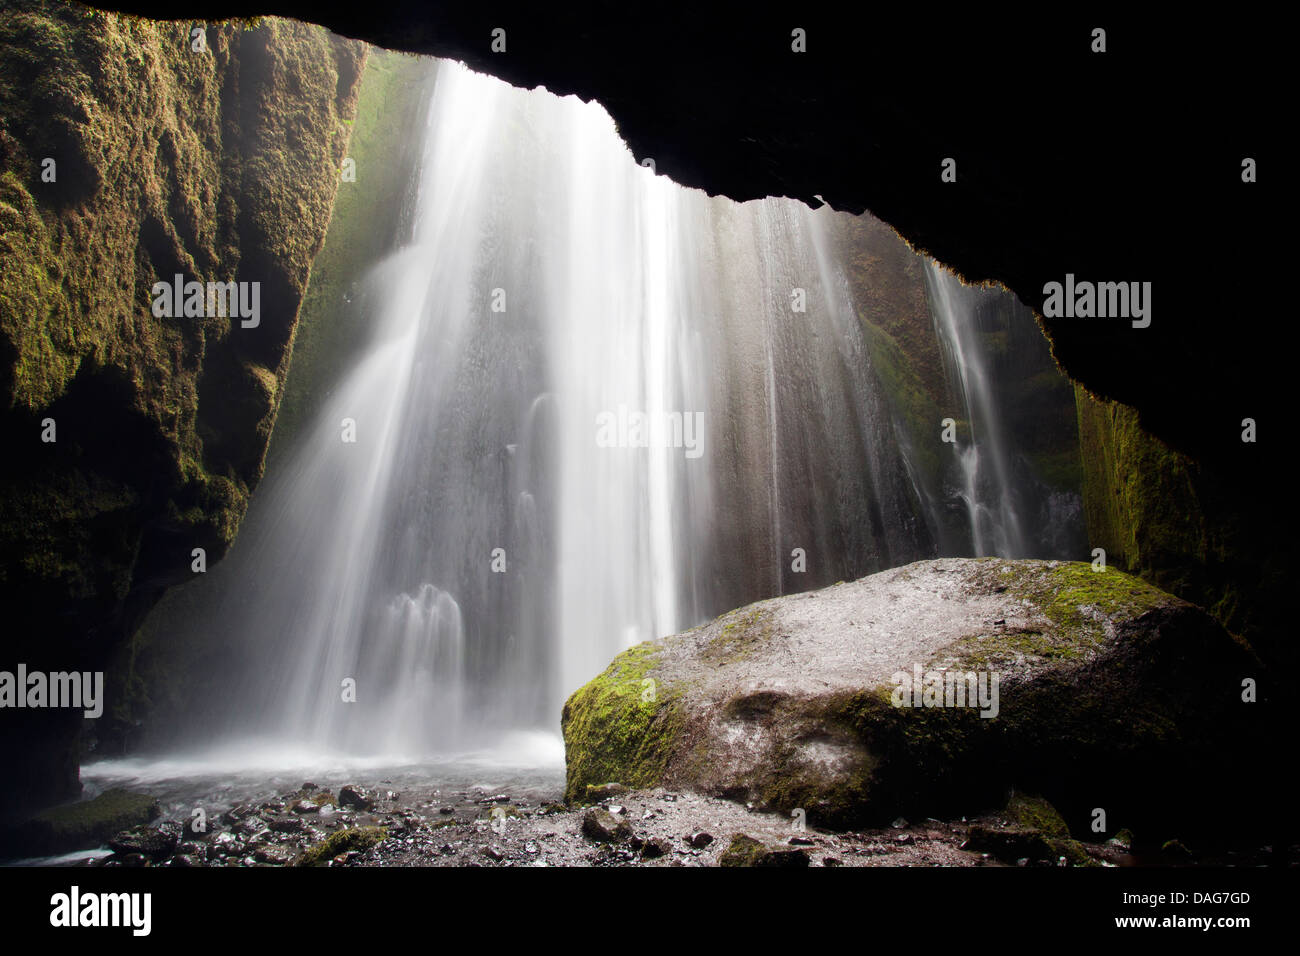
[[0, 0, 364, 815]]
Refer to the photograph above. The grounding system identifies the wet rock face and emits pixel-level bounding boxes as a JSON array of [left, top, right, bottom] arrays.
[[0, 2, 365, 818], [563, 559, 1262, 831]]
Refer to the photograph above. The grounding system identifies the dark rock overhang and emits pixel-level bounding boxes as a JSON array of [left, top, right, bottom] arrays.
[[76, 3, 1278, 472]]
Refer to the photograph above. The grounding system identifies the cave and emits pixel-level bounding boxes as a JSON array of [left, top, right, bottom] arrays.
[[0, 0, 1287, 923]]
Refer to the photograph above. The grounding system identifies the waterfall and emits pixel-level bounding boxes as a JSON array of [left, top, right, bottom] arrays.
[[924, 261, 1030, 558], [142, 60, 1077, 763]]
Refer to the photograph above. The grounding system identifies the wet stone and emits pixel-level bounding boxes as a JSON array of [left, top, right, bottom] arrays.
[[339, 786, 374, 810], [255, 845, 296, 865], [581, 808, 632, 843], [108, 822, 180, 860], [222, 805, 256, 825], [585, 783, 629, 802]]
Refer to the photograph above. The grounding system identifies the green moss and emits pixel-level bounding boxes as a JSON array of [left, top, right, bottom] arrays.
[[561, 641, 685, 803], [718, 833, 767, 867], [4, 788, 160, 856], [0, 6, 361, 565], [944, 626, 1084, 670], [934, 562, 1168, 675], [1049, 839, 1099, 866], [1031, 562, 1169, 633], [966, 824, 1055, 862], [703, 604, 776, 664], [1005, 792, 1068, 838], [270, 49, 430, 453], [1073, 385, 1271, 643], [1075, 388, 1202, 589], [860, 319, 944, 470], [0, 3, 368, 770], [292, 825, 387, 866]]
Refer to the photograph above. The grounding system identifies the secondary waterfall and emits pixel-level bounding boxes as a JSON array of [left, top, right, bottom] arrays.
[[924, 262, 1029, 558], [141, 59, 1079, 762]]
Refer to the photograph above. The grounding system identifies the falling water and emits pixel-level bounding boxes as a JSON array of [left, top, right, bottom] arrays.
[[924, 262, 1030, 558], [136, 60, 1076, 768]]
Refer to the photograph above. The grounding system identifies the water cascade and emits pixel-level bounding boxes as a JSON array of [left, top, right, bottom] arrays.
[[140, 60, 1077, 765], [924, 262, 1029, 558]]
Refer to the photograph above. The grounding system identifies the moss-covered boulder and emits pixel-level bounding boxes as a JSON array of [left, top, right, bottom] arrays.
[[562, 559, 1258, 831], [1004, 792, 1068, 839], [717, 833, 810, 867], [292, 825, 387, 867], [1, 787, 159, 857]]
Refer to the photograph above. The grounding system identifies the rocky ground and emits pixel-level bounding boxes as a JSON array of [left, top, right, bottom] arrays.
[[2, 563, 1281, 869], [21, 779, 1283, 869]]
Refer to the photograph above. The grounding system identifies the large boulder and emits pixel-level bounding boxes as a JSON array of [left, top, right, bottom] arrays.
[[562, 559, 1259, 832], [0, 788, 161, 858]]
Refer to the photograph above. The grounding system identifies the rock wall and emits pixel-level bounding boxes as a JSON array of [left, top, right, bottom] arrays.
[[106, 48, 433, 749], [1074, 388, 1281, 661], [837, 214, 1084, 559], [0, 0, 364, 816]]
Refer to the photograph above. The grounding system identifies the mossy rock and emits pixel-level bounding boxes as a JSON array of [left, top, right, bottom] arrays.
[[1, 788, 160, 857], [561, 641, 686, 804], [1049, 838, 1099, 867], [717, 833, 809, 867], [292, 825, 387, 867], [718, 834, 767, 866], [562, 558, 1256, 831], [583, 782, 629, 803], [1004, 792, 1069, 839]]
